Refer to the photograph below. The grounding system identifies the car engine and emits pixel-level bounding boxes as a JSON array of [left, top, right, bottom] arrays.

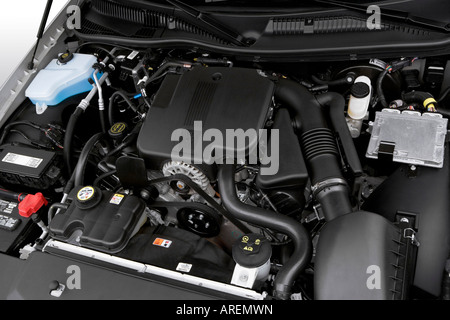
[[0, 40, 449, 300]]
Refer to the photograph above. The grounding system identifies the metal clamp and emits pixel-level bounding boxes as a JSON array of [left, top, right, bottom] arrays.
[[311, 178, 348, 196], [403, 228, 420, 246]]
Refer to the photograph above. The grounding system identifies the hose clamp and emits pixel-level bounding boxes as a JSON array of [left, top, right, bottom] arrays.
[[311, 178, 348, 197]]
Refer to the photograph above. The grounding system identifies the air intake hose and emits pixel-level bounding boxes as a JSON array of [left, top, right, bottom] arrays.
[[218, 80, 354, 299], [274, 79, 353, 221], [218, 165, 312, 300]]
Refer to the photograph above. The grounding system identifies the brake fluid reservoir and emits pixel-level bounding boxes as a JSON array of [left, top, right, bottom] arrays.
[[347, 76, 372, 138], [25, 53, 97, 114]]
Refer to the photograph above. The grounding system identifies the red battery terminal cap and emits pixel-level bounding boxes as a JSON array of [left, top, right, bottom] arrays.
[[18, 193, 48, 218]]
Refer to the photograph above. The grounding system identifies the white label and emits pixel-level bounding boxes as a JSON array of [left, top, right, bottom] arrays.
[[127, 51, 139, 60], [176, 263, 192, 273], [2, 153, 43, 168], [0, 200, 17, 214], [369, 58, 388, 70]]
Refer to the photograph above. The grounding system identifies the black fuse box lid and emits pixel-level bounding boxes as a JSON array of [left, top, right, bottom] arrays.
[[0, 146, 56, 179]]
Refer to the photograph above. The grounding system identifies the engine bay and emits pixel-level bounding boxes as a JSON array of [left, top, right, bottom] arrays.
[[0, 38, 449, 300]]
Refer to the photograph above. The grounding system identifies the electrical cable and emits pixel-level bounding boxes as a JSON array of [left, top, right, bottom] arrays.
[[93, 170, 118, 187], [108, 90, 137, 127], [439, 86, 450, 103]]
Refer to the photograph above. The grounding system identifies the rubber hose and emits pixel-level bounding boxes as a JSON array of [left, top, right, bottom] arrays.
[[376, 70, 389, 108], [274, 79, 353, 220], [0, 188, 27, 202], [218, 164, 312, 300], [48, 203, 69, 224], [108, 90, 136, 127], [63, 107, 84, 176], [74, 133, 104, 187], [315, 92, 363, 177]]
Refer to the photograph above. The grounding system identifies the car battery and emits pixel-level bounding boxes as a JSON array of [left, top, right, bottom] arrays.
[[0, 196, 35, 254]]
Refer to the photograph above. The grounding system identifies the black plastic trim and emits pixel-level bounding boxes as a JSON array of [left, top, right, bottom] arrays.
[[73, 28, 450, 62]]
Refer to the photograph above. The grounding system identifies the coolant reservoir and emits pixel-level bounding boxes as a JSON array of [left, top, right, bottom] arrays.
[[25, 53, 97, 114]]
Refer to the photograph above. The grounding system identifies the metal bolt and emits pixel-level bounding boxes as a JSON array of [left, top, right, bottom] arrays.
[[239, 273, 249, 282], [140, 189, 150, 200]]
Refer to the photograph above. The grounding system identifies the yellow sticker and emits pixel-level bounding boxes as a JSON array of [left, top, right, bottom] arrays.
[[110, 194, 124, 205]]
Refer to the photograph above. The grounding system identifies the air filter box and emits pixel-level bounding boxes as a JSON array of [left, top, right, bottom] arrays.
[[314, 211, 414, 300]]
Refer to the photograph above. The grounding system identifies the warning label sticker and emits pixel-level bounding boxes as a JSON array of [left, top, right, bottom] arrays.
[[153, 238, 172, 248], [110, 194, 125, 205]]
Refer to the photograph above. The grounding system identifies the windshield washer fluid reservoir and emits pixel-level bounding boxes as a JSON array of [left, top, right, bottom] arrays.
[[25, 53, 97, 114]]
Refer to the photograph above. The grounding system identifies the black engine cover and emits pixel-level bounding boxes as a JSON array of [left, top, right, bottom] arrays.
[[137, 67, 275, 170]]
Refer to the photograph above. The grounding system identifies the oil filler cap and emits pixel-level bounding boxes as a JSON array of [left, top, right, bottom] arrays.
[[232, 233, 272, 268], [108, 122, 128, 141], [75, 186, 102, 210]]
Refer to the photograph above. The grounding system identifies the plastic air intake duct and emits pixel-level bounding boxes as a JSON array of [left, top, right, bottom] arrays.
[[274, 79, 354, 221]]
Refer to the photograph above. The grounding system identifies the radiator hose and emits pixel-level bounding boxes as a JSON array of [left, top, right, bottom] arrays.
[[217, 165, 312, 300]]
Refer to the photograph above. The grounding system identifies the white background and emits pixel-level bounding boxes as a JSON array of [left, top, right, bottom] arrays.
[[0, 0, 68, 87]]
